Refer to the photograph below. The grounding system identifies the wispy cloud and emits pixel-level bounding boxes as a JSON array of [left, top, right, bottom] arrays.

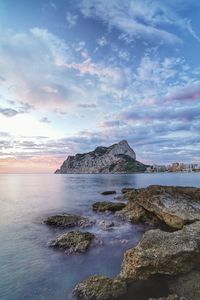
[[165, 82, 200, 102], [40, 117, 51, 123], [78, 0, 200, 43], [0, 27, 80, 110], [77, 103, 97, 108], [66, 12, 78, 27], [96, 36, 108, 47], [0, 108, 21, 117]]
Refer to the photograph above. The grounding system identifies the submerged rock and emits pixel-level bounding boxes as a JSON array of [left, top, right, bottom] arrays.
[[50, 231, 95, 253], [101, 190, 116, 195], [114, 195, 127, 201], [98, 220, 115, 230], [120, 221, 200, 281], [73, 275, 127, 300], [125, 185, 200, 229], [92, 201, 126, 212], [44, 214, 95, 228]]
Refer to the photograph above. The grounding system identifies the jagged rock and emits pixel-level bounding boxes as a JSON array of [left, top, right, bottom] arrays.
[[44, 214, 95, 228], [117, 200, 148, 223], [117, 200, 160, 227], [55, 140, 147, 174], [73, 275, 127, 300], [120, 221, 200, 281], [92, 201, 126, 212], [101, 190, 116, 195], [169, 271, 200, 300], [50, 231, 95, 253], [125, 185, 200, 229], [98, 220, 115, 230]]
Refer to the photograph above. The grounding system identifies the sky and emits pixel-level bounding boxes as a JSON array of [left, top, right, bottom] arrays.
[[0, 0, 200, 173]]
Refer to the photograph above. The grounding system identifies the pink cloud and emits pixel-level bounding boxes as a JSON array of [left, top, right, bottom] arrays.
[[67, 58, 123, 83], [166, 82, 200, 102]]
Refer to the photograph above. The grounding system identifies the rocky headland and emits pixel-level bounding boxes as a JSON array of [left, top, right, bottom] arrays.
[[72, 185, 200, 300], [55, 140, 147, 174]]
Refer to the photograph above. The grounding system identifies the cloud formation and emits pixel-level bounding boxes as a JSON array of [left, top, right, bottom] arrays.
[[1, 0, 200, 172], [79, 0, 199, 43], [0, 27, 81, 111]]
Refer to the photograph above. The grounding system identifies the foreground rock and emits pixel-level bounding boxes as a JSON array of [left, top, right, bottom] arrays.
[[44, 214, 94, 228], [73, 185, 200, 300], [55, 140, 147, 174], [117, 201, 159, 225], [73, 275, 127, 300], [121, 187, 136, 194], [50, 231, 95, 253], [101, 190, 116, 195], [168, 271, 200, 300], [92, 201, 126, 212], [120, 221, 200, 280], [149, 295, 186, 300], [122, 185, 200, 229]]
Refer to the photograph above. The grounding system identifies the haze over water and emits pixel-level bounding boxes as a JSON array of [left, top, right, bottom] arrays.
[[0, 172, 200, 300]]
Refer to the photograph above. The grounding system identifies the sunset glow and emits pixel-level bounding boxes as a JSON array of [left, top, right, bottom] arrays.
[[0, 0, 200, 173]]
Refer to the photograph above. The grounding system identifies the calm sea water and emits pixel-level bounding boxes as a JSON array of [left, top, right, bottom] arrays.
[[0, 173, 200, 300]]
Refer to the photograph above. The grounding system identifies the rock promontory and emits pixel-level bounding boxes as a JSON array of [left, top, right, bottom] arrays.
[[55, 140, 147, 174]]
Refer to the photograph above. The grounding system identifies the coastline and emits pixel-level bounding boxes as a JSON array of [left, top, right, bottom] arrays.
[[1, 173, 200, 300], [43, 183, 200, 300]]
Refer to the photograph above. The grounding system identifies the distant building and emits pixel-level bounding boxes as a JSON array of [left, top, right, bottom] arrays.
[[145, 162, 200, 173]]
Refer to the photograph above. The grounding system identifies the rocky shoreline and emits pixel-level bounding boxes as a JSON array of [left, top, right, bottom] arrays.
[[44, 185, 200, 300]]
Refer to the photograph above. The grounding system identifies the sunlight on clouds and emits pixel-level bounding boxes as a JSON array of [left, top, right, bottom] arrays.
[[0, 114, 59, 138]]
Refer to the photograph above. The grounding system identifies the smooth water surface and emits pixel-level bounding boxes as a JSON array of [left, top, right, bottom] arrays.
[[0, 173, 200, 300]]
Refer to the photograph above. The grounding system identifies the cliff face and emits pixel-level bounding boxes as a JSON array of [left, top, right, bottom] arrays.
[[55, 140, 147, 174]]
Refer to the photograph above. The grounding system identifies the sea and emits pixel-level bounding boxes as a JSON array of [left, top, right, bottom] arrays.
[[0, 173, 200, 300]]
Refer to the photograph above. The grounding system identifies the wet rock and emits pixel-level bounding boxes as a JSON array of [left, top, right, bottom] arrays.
[[169, 271, 200, 300], [120, 221, 200, 281], [50, 231, 95, 253], [117, 200, 161, 228], [98, 220, 115, 230], [73, 275, 127, 300], [101, 190, 116, 195], [92, 201, 126, 212], [44, 214, 95, 228], [114, 195, 127, 201], [121, 187, 136, 194], [117, 200, 147, 223], [129, 185, 200, 229], [149, 295, 187, 300]]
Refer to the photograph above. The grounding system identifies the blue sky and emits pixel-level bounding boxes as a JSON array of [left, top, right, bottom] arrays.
[[0, 0, 200, 172]]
